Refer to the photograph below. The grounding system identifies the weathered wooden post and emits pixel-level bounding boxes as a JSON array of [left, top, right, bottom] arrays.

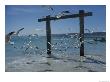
[[38, 15, 52, 57], [46, 15, 51, 57], [79, 10, 84, 56]]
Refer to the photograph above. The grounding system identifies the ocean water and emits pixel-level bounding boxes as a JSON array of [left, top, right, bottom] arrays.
[[5, 35, 106, 64]]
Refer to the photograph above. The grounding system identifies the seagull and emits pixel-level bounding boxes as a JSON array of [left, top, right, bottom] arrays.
[[56, 11, 71, 18], [41, 5, 54, 11], [41, 5, 55, 16], [84, 29, 91, 33], [5, 28, 24, 43], [5, 31, 15, 43]]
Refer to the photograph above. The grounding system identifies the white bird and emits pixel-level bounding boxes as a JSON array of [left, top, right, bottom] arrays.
[[5, 28, 24, 43], [56, 11, 71, 18], [5, 32, 15, 43]]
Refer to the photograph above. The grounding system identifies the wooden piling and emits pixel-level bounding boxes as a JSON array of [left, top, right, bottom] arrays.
[[79, 10, 84, 56], [46, 15, 51, 57]]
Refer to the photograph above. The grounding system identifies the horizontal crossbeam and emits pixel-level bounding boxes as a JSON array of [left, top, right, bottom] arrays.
[[38, 12, 92, 22]]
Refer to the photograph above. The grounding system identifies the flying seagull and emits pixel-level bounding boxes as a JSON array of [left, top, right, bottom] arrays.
[[5, 31, 15, 43], [56, 11, 71, 18], [5, 28, 24, 43]]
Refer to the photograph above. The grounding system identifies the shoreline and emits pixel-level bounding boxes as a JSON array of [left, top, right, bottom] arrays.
[[5, 54, 106, 72]]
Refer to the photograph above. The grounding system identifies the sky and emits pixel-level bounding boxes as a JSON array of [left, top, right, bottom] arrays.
[[5, 5, 106, 36]]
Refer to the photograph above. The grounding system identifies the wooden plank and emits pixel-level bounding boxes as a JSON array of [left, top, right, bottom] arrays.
[[38, 12, 92, 22]]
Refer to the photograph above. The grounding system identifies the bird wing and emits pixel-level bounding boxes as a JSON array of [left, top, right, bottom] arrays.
[[16, 28, 24, 35]]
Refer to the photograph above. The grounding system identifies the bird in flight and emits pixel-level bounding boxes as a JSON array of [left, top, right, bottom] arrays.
[[5, 28, 24, 43]]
